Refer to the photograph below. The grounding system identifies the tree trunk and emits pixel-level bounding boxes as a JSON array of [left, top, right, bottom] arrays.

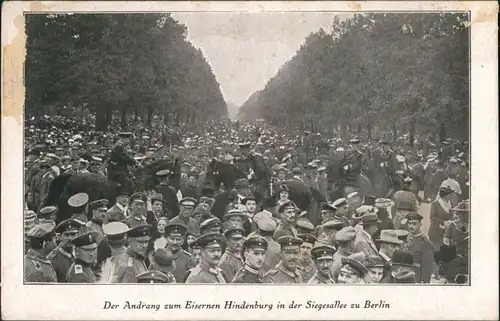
[[121, 109, 127, 130], [439, 123, 446, 142], [95, 106, 107, 131], [367, 123, 372, 140], [392, 122, 397, 142], [409, 120, 416, 147]]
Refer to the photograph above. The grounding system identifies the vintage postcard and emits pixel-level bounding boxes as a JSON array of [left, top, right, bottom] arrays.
[[1, 1, 498, 320]]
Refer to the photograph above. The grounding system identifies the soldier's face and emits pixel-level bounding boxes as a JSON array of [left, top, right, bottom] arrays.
[[187, 234, 196, 245], [131, 200, 146, 215], [152, 201, 163, 214], [283, 208, 296, 224], [93, 207, 107, 222], [167, 234, 184, 253], [227, 217, 243, 228], [338, 267, 362, 284], [116, 195, 129, 207], [245, 200, 257, 214], [278, 171, 286, 180], [245, 248, 266, 269], [157, 220, 167, 234], [321, 210, 334, 221], [316, 257, 334, 276], [299, 242, 313, 261], [228, 236, 244, 252], [191, 248, 202, 265], [129, 236, 150, 257], [76, 245, 98, 264], [407, 220, 421, 235], [367, 267, 385, 283], [60, 230, 79, 243], [202, 246, 222, 266], [281, 246, 300, 270], [180, 205, 194, 218], [198, 203, 210, 212]]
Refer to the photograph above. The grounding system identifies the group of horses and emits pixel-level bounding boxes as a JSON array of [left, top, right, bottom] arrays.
[[45, 156, 424, 225]]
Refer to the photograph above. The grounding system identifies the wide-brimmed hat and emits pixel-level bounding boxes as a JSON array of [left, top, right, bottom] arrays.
[[375, 198, 394, 208], [375, 230, 403, 245], [149, 249, 176, 273], [360, 213, 382, 226]]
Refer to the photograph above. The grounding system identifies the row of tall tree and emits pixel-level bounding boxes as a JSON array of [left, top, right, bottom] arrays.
[[25, 14, 227, 130], [238, 13, 469, 142]]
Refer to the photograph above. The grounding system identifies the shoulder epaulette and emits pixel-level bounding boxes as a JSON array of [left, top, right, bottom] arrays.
[[266, 268, 278, 276], [75, 264, 83, 274]]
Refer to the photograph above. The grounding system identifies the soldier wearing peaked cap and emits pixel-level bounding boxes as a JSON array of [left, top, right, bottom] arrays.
[[115, 224, 152, 283], [163, 223, 192, 283], [136, 270, 171, 283], [147, 249, 177, 283], [273, 201, 299, 241], [223, 209, 247, 229], [200, 217, 222, 235], [296, 218, 315, 234], [66, 231, 100, 283], [186, 233, 229, 283], [218, 227, 246, 282], [126, 193, 148, 228], [68, 192, 90, 225], [38, 206, 58, 222], [47, 219, 83, 282], [24, 221, 58, 283], [169, 197, 197, 229], [232, 235, 268, 283], [404, 212, 434, 283], [248, 214, 280, 274], [107, 132, 137, 198], [86, 199, 109, 240], [308, 244, 336, 284], [338, 257, 369, 284], [262, 236, 304, 284], [297, 234, 318, 283]]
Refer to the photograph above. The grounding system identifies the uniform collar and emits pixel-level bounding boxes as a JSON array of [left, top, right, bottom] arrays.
[[58, 245, 73, 259], [126, 247, 145, 261], [301, 259, 315, 272], [226, 249, 243, 261], [200, 259, 218, 274], [26, 248, 51, 263], [315, 270, 334, 283], [244, 264, 260, 275]]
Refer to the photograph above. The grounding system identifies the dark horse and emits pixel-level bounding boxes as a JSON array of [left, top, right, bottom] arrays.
[[326, 161, 374, 201], [45, 158, 180, 224]]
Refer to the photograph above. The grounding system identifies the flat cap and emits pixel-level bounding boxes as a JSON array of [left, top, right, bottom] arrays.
[[242, 235, 268, 251], [56, 219, 83, 234], [90, 199, 109, 210], [335, 226, 357, 242], [127, 224, 152, 238], [311, 244, 336, 260], [223, 226, 246, 239], [70, 231, 99, 247], [191, 233, 227, 249], [136, 270, 170, 283], [164, 223, 187, 236], [26, 220, 56, 239], [341, 257, 369, 277], [296, 218, 315, 233], [322, 219, 345, 230], [39, 206, 57, 218], [298, 233, 317, 244], [254, 214, 277, 232], [276, 235, 303, 249], [68, 193, 89, 208], [179, 197, 197, 207], [103, 222, 129, 239]]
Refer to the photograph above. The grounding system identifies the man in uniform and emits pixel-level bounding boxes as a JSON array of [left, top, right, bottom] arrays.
[[169, 197, 197, 232], [68, 192, 90, 224], [186, 233, 228, 283], [200, 217, 223, 235], [126, 193, 148, 228], [262, 235, 304, 284], [105, 189, 128, 224], [405, 212, 435, 283], [66, 231, 99, 283], [218, 227, 245, 282], [233, 235, 268, 283], [339, 138, 364, 196], [107, 132, 139, 195], [332, 226, 363, 281], [297, 233, 317, 282], [29, 158, 51, 210], [24, 220, 58, 283], [164, 223, 192, 283], [332, 198, 350, 226], [251, 215, 280, 274], [115, 224, 152, 283], [136, 270, 171, 284], [308, 244, 336, 284], [156, 169, 180, 220], [337, 257, 369, 284], [102, 221, 129, 263], [354, 213, 381, 257], [148, 248, 177, 283], [48, 219, 83, 282], [222, 209, 247, 229], [86, 199, 109, 240], [273, 201, 299, 240], [38, 206, 58, 222]]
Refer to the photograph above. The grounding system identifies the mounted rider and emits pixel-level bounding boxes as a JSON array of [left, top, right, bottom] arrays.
[[337, 138, 364, 196], [107, 132, 140, 194], [233, 141, 270, 199]]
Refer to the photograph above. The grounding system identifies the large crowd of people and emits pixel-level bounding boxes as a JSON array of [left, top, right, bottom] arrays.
[[24, 115, 469, 284]]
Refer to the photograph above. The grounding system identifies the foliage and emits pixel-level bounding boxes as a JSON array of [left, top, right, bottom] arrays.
[[237, 13, 469, 141], [25, 13, 227, 130]]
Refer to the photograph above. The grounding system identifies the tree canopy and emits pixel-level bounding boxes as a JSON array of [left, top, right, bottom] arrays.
[[237, 13, 469, 142], [25, 13, 227, 131]]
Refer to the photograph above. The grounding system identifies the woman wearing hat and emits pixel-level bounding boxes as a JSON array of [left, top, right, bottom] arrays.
[[443, 200, 469, 259], [428, 186, 457, 248]]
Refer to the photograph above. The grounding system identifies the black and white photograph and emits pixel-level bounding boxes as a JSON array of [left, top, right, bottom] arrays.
[[1, 1, 498, 320]]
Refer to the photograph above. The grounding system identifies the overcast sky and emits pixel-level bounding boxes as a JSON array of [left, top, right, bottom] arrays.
[[171, 12, 350, 106]]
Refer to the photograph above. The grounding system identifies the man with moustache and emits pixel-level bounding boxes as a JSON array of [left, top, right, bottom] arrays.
[[262, 236, 304, 284], [308, 244, 336, 284], [66, 231, 100, 283], [104, 188, 129, 224], [218, 227, 246, 282], [251, 214, 280, 274], [115, 224, 152, 283], [164, 223, 192, 283], [170, 197, 197, 231], [232, 235, 268, 283], [24, 220, 58, 283], [126, 193, 148, 228], [297, 234, 318, 283], [222, 209, 247, 229], [273, 201, 299, 240], [186, 233, 228, 283], [86, 199, 109, 240], [405, 212, 435, 283], [48, 219, 83, 282]]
